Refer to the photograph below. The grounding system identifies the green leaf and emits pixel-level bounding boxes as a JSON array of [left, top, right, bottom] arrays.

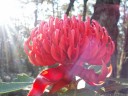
[[58, 89, 100, 96], [88, 65, 101, 73], [0, 73, 34, 94], [0, 82, 31, 94], [13, 73, 34, 82], [96, 82, 128, 94], [108, 77, 128, 85]]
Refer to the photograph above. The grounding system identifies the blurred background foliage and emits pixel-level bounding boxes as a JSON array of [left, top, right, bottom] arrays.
[[0, 0, 128, 96]]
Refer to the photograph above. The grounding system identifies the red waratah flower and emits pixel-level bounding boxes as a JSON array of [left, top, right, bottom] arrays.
[[24, 15, 115, 96]]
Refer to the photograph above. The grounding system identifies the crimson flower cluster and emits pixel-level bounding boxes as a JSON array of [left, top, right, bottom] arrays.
[[24, 15, 115, 96]]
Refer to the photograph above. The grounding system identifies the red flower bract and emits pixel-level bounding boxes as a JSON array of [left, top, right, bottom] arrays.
[[24, 15, 115, 96]]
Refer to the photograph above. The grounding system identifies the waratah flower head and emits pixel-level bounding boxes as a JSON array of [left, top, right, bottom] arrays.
[[24, 15, 114, 66], [24, 15, 115, 96]]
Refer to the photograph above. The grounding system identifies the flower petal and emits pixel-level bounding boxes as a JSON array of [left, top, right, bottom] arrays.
[[51, 44, 61, 61], [27, 75, 51, 96], [28, 66, 67, 96]]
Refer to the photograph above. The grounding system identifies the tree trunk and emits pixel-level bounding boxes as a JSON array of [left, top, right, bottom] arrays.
[[34, 0, 38, 27], [120, 0, 128, 78], [120, 28, 128, 78], [91, 0, 120, 78], [65, 0, 75, 16], [52, 0, 55, 16], [83, 0, 88, 21]]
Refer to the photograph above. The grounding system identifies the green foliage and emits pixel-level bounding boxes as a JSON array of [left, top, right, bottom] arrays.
[[13, 73, 34, 82], [58, 89, 100, 96], [109, 77, 128, 84], [1, 74, 128, 96], [0, 74, 34, 94], [0, 82, 31, 94]]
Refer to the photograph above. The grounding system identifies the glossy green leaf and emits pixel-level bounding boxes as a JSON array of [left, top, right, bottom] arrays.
[[13, 73, 34, 82], [0, 82, 31, 94], [88, 65, 101, 73], [0, 73, 34, 94]]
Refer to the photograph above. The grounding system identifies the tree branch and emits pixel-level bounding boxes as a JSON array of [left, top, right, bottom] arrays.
[[65, 0, 75, 16], [83, 0, 88, 21]]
